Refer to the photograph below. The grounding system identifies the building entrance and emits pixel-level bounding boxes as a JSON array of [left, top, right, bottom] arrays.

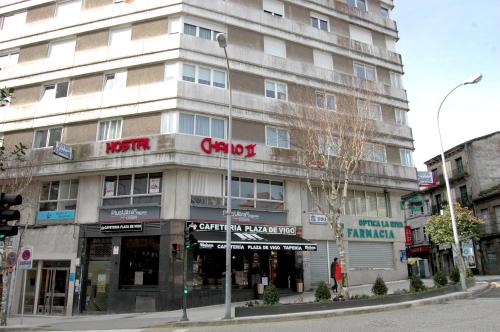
[[38, 262, 70, 315]]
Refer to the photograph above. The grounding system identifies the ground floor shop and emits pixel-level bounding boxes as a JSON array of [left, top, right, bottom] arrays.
[[479, 237, 500, 274]]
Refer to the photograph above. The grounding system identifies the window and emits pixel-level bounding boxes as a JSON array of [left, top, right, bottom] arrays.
[[455, 157, 464, 175], [190, 172, 224, 207], [316, 92, 336, 111], [263, 0, 284, 17], [435, 194, 442, 211], [363, 143, 386, 163], [41, 81, 69, 102], [345, 189, 387, 217], [390, 71, 404, 89], [225, 177, 284, 210], [313, 49, 333, 70], [265, 80, 287, 100], [120, 237, 159, 287], [33, 127, 63, 148], [395, 109, 408, 126], [98, 119, 122, 141], [266, 126, 289, 148], [56, 0, 82, 19], [1, 11, 27, 33], [400, 149, 414, 167], [459, 185, 468, 201], [175, 113, 225, 139], [264, 36, 286, 58], [103, 173, 162, 206], [320, 137, 339, 156], [0, 51, 19, 70], [349, 25, 373, 45], [48, 39, 76, 61], [380, 7, 390, 18], [353, 63, 376, 81], [347, 0, 367, 11], [182, 64, 226, 88], [311, 13, 329, 31], [39, 180, 79, 212], [357, 100, 382, 120], [104, 71, 127, 91], [183, 23, 220, 41], [109, 27, 132, 48]]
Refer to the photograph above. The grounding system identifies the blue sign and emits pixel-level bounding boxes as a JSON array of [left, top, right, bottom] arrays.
[[69, 272, 75, 282], [400, 250, 407, 262], [53, 142, 72, 160], [37, 210, 75, 222]]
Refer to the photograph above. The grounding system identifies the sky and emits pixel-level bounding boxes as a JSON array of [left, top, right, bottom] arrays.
[[392, 1, 500, 170]]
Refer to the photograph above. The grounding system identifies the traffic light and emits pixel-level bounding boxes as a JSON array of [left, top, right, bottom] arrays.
[[0, 193, 22, 239], [184, 225, 198, 250], [171, 243, 180, 259]]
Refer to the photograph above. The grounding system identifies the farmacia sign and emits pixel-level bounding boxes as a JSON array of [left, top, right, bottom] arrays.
[[347, 219, 404, 240]]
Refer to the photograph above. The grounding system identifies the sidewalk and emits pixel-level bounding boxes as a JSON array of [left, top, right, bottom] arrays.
[[2, 276, 499, 331]]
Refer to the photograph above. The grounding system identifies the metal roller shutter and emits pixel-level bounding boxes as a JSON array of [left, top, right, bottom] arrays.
[[328, 241, 339, 266], [310, 240, 328, 284], [349, 242, 394, 269]]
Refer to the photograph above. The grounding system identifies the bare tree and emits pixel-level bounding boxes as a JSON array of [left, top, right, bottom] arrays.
[[279, 84, 377, 298]]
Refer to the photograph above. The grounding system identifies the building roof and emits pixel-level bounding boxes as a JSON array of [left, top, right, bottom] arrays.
[[424, 131, 500, 166]]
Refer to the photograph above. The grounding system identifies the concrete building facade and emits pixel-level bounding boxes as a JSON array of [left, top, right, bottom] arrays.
[[0, 0, 416, 314]]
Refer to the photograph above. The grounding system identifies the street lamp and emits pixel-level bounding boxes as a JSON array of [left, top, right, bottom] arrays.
[[216, 32, 233, 320], [436, 73, 482, 291]]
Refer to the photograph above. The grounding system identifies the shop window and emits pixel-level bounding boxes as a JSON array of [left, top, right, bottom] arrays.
[[102, 173, 162, 206], [225, 177, 284, 210], [119, 237, 160, 287], [39, 180, 79, 211], [345, 189, 387, 217], [33, 127, 62, 149]]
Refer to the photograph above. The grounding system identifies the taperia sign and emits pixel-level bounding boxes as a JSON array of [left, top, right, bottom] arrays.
[[347, 219, 404, 240]]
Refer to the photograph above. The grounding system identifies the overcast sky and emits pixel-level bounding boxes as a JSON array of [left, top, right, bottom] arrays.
[[392, 1, 500, 169]]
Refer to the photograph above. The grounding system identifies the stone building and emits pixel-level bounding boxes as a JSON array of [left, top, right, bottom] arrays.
[[0, 0, 415, 314]]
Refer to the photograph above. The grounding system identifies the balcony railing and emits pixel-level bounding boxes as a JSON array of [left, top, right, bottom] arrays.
[[334, 0, 397, 30]]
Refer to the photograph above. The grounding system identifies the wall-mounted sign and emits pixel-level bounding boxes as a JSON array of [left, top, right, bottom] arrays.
[[309, 213, 328, 225], [189, 221, 297, 235], [405, 225, 413, 245], [190, 206, 287, 225], [53, 142, 72, 160], [100, 222, 144, 233], [200, 137, 256, 158], [105, 138, 150, 154], [417, 171, 435, 187], [400, 250, 407, 262], [99, 206, 160, 222], [347, 219, 404, 240], [18, 246, 33, 270], [37, 210, 75, 222]]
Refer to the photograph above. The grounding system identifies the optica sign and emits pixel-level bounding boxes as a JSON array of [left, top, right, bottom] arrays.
[[200, 137, 256, 158]]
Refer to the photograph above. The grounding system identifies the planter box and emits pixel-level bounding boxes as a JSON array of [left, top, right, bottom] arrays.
[[235, 282, 470, 318]]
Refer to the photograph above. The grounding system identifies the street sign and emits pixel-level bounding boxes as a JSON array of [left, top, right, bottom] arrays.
[[18, 246, 33, 269], [6, 251, 16, 268], [53, 142, 72, 160]]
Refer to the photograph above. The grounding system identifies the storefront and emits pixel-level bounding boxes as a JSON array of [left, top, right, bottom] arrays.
[[186, 220, 316, 306]]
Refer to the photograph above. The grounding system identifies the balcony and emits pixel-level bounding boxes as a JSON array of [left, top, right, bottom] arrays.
[[334, 1, 397, 30]]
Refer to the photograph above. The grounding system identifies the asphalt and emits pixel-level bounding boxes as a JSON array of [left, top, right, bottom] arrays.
[[1, 275, 499, 331]]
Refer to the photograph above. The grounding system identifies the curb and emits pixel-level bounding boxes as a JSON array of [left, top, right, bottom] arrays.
[[154, 283, 490, 329]]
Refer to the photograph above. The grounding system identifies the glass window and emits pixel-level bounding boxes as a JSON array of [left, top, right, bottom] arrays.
[[277, 129, 289, 148], [377, 193, 387, 217], [55, 82, 69, 98], [39, 180, 78, 213], [354, 63, 376, 81], [364, 143, 386, 163], [104, 71, 127, 91], [41, 85, 56, 102], [183, 23, 197, 36], [117, 175, 132, 196], [266, 127, 277, 146], [355, 191, 366, 215], [395, 109, 408, 126], [213, 70, 225, 88], [211, 118, 225, 139], [179, 113, 194, 134], [266, 126, 289, 148], [33, 130, 48, 149], [195, 115, 210, 136], [56, 0, 81, 19], [277, 83, 287, 100], [257, 180, 270, 200], [316, 93, 324, 108], [98, 119, 122, 141], [346, 190, 355, 215], [119, 237, 159, 286], [380, 7, 390, 18], [199, 27, 211, 40], [198, 67, 211, 85], [226, 177, 284, 210], [400, 149, 414, 167], [33, 127, 62, 148], [48, 127, 62, 147], [265, 81, 275, 98], [326, 95, 336, 110], [49, 39, 76, 60], [366, 192, 377, 217], [109, 27, 131, 48], [182, 64, 196, 82], [271, 181, 283, 201], [103, 173, 162, 206], [240, 178, 254, 198]]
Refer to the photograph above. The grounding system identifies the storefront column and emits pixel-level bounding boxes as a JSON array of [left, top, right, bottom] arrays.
[[33, 260, 43, 315]]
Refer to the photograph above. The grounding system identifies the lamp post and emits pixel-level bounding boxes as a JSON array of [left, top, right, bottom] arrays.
[[216, 32, 233, 320], [436, 73, 482, 291]]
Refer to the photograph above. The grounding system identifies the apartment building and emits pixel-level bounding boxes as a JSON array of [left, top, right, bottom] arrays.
[[424, 132, 500, 275], [0, 0, 416, 314]]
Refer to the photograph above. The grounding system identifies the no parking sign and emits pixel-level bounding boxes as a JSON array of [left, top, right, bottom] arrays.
[[18, 246, 33, 269]]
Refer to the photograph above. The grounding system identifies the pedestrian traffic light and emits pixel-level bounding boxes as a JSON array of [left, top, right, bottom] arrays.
[[0, 193, 22, 239], [171, 243, 180, 258], [184, 225, 198, 250]]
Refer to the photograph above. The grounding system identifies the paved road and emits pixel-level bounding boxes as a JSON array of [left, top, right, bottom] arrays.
[[151, 285, 500, 332]]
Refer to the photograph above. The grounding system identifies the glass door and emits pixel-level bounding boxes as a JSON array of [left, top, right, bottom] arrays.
[[39, 268, 69, 315], [84, 260, 111, 312]]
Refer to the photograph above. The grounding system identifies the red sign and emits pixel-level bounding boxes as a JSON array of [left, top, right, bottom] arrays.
[[408, 245, 430, 256], [404, 225, 412, 245], [105, 138, 150, 154], [200, 137, 256, 158]]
